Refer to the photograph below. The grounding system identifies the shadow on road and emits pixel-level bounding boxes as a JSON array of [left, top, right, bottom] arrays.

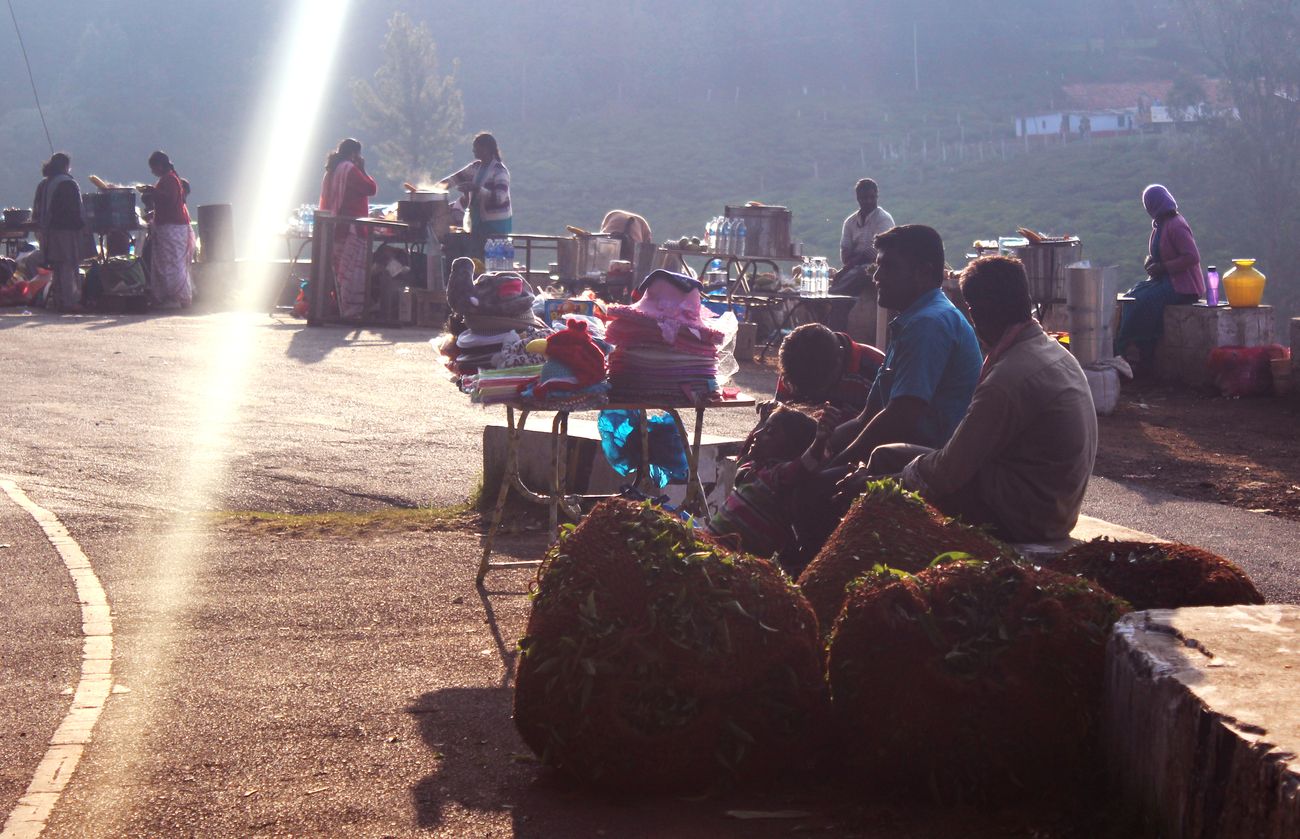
[[278, 320, 443, 364], [0, 309, 165, 331], [478, 585, 522, 686], [406, 685, 520, 830]]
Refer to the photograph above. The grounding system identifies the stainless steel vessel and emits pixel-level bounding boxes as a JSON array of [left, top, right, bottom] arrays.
[[724, 205, 792, 258]]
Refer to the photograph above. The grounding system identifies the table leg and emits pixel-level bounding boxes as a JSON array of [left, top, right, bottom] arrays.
[[550, 411, 569, 537], [636, 410, 652, 494], [478, 406, 528, 584], [664, 407, 706, 516]]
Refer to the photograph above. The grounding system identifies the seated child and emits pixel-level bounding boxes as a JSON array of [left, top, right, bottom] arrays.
[[706, 404, 838, 561]]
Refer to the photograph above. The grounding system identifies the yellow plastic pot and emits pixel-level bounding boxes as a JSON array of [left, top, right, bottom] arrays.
[[1222, 259, 1266, 307]]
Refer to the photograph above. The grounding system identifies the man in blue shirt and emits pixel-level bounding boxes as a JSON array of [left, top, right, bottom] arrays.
[[825, 224, 982, 468], [776, 225, 981, 575]]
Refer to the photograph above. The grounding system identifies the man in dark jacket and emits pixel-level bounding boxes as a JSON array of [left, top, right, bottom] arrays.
[[33, 152, 86, 312]]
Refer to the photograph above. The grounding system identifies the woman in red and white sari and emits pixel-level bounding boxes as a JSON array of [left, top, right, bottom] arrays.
[[319, 138, 377, 319], [145, 150, 194, 309]]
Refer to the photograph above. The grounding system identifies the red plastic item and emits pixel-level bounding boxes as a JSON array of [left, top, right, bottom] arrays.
[[1207, 344, 1288, 397]]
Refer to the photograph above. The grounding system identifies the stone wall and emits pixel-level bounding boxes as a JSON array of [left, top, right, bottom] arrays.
[[1155, 305, 1276, 387], [1105, 607, 1300, 839]]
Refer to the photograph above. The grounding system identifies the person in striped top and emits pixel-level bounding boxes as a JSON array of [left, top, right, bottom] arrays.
[[706, 404, 838, 561]]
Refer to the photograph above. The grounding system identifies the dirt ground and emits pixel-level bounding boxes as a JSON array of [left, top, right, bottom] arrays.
[[1094, 382, 1300, 522]]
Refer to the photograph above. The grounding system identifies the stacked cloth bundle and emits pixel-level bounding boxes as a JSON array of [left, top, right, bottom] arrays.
[[440, 256, 548, 380], [604, 270, 723, 405], [519, 319, 611, 411], [465, 364, 544, 404]]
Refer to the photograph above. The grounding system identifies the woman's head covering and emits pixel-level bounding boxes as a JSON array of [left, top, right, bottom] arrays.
[[1142, 184, 1178, 220]]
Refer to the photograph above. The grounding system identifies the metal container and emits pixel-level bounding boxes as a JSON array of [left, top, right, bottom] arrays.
[[724, 205, 792, 258], [197, 203, 235, 262], [84, 189, 139, 233], [1014, 238, 1081, 302], [398, 194, 450, 239], [631, 240, 658, 284], [558, 234, 620, 279], [1066, 263, 1118, 366], [1066, 265, 1104, 366]]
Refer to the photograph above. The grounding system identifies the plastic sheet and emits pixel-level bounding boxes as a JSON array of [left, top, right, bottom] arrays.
[[597, 409, 689, 487]]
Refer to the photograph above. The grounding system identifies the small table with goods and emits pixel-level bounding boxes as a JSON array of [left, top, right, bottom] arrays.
[[708, 289, 858, 361], [477, 394, 756, 584], [306, 214, 429, 326]]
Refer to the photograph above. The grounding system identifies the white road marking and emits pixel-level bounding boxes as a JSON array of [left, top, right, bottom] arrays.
[[1, 480, 113, 839]]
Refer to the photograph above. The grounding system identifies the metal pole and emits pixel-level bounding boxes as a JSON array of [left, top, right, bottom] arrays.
[[913, 22, 919, 92], [306, 212, 332, 326]]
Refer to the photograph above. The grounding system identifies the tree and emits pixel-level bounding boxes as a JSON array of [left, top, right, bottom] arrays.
[[1182, 0, 1300, 298], [352, 13, 465, 185], [1166, 72, 1207, 122]]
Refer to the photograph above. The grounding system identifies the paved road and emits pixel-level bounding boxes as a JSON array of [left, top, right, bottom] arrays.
[[1084, 476, 1299, 604], [0, 310, 771, 837], [1, 309, 1294, 836]]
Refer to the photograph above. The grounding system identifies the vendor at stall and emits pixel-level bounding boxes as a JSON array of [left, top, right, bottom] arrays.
[[319, 137, 378, 319], [826, 224, 982, 469], [776, 224, 982, 572], [826, 178, 894, 330], [142, 150, 193, 309], [32, 152, 86, 313], [438, 132, 511, 260], [1114, 183, 1203, 376], [846, 255, 1098, 542]]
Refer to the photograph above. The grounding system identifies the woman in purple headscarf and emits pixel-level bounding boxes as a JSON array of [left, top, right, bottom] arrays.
[[1114, 184, 1205, 373]]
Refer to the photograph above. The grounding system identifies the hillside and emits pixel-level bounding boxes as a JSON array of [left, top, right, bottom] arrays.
[[496, 102, 1241, 299]]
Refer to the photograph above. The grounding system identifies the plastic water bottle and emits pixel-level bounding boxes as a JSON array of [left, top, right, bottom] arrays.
[[734, 218, 747, 257], [1205, 265, 1220, 306], [801, 257, 812, 294], [487, 239, 500, 271], [815, 257, 828, 296], [705, 217, 717, 252], [718, 218, 733, 255], [506, 237, 516, 269]]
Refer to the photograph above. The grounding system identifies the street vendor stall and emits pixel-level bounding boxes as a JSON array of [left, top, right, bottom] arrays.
[[433, 257, 752, 582], [305, 213, 430, 326], [478, 395, 754, 582], [968, 230, 1082, 329], [1, 208, 34, 257]]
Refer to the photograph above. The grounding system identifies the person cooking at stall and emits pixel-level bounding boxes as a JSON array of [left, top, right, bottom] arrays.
[[319, 137, 377, 319], [437, 132, 511, 261], [141, 150, 194, 309]]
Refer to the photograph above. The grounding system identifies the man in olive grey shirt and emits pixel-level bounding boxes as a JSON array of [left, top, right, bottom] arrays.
[[851, 255, 1097, 542]]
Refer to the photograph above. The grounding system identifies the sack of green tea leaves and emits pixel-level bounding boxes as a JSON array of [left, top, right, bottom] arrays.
[[514, 499, 827, 792]]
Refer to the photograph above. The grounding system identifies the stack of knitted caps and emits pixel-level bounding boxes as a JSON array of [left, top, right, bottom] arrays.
[[519, 319, 611, 411], [443, 256, 545, 376], [604, 270, 724, 405]]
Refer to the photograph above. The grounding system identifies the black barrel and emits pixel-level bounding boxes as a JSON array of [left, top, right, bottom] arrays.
[[196, 203, 235, 262]]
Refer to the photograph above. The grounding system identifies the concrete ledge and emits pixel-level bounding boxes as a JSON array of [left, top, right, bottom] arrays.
[[1012, 514, 1162, 564], [1105, 606, 1300, 839]]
